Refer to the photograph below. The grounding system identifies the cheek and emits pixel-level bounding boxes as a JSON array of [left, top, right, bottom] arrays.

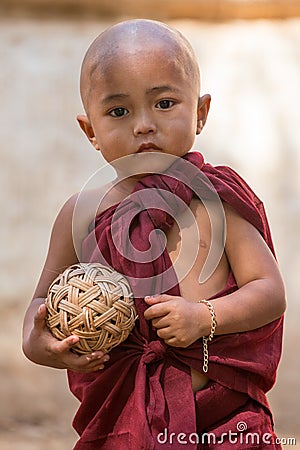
[[171, 116, 197, 145], [95, 127, 133, 164], [95, 126, 125, 150]]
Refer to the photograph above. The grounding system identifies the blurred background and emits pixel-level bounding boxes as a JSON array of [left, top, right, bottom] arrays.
[[1, 1, 300, 448]]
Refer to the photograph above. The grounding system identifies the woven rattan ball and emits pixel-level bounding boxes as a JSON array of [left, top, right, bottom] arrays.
[[45, 263, 137, 354]]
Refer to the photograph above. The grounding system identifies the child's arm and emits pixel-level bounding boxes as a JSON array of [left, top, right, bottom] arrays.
[[144, 203, 286, 348], [22, 194, 109, 372]]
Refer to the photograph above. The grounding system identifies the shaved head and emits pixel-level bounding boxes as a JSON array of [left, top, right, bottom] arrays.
[[80, 19, 200, 114]]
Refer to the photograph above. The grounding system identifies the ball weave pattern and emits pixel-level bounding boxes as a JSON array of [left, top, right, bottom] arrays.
[[45, 263, 137, 354]]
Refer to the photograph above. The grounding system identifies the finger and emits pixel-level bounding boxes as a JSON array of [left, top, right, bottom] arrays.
[[156, 327, 174, 341], [51, 335, 80, 354], [86, 352, 110, 363], [85, 355, 110, 371], [163, 337, 181, 347], [152, 316, 171, 329], [144, 294, 174, 305], [144, 303, 171, 320], [71, 350, 109, 366], [73, 363, 106, 374], [66, 352, 110, 372]]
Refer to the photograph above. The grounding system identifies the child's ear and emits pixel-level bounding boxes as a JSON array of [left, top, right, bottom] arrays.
[[196, 94, 211, 135], [77, 114, 100, 151]]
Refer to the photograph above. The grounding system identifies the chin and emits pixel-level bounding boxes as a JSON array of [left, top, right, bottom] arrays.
[[111, 152, 179, 177]]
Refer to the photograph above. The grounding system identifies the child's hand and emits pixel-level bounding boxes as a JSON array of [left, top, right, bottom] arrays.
[[144, 295, 210, 348], [25, 304, 110, 372]]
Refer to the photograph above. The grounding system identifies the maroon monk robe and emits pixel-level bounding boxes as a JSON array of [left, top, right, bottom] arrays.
[[68, 152, 284, 450]]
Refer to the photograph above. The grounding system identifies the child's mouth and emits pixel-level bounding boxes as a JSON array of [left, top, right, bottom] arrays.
[[137, 143, 161, 153]]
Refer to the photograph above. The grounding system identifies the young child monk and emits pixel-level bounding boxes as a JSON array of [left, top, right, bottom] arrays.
[[22, 19, 286, 449]]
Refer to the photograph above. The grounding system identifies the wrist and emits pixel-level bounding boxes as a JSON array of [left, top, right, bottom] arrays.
[[196, 301, 213, 337], [197, 299, 217, 373]]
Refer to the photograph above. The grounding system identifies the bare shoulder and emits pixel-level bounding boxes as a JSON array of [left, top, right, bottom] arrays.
[[223, 201, 264, 256], [223, 201, 262, 243], [71, 183, 114, 257], [32, 183, 113, 299], [223, 201, 283, 288], [60, 179, 125, 262]]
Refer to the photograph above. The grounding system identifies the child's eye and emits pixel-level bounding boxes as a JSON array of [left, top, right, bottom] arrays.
[[109, 107, 129, 117], [156, 100, 175, 110]]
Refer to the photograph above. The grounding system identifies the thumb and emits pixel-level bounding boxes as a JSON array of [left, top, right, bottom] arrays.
[[34, 303, 47, 329]]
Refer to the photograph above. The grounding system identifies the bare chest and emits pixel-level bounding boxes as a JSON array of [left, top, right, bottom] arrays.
[[165, 197, 229, 302], [165, 198, 229, 391]]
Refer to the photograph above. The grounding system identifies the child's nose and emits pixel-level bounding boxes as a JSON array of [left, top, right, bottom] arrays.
[[133, 111, 157, 136]]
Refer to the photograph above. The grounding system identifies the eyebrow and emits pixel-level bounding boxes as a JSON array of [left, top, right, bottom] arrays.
[[146, 85, 180, 95], [101, 93, 129, 106]]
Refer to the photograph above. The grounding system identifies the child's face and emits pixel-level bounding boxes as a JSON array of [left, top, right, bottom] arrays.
[[78, 45, 209, 170]]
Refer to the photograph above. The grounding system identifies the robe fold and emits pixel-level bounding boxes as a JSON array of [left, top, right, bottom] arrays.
[[68, 152, 283, 449]]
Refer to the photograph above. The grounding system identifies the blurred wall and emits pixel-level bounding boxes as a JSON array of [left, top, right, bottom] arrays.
[[0, 11, 299, 450], [2, 0, 300, 20]]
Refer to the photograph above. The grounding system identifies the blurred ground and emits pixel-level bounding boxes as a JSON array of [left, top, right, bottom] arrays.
[[0, 16, 299, 449]]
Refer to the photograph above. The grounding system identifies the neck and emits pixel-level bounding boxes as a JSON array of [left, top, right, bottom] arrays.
[[113, 174, 143, 196]]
